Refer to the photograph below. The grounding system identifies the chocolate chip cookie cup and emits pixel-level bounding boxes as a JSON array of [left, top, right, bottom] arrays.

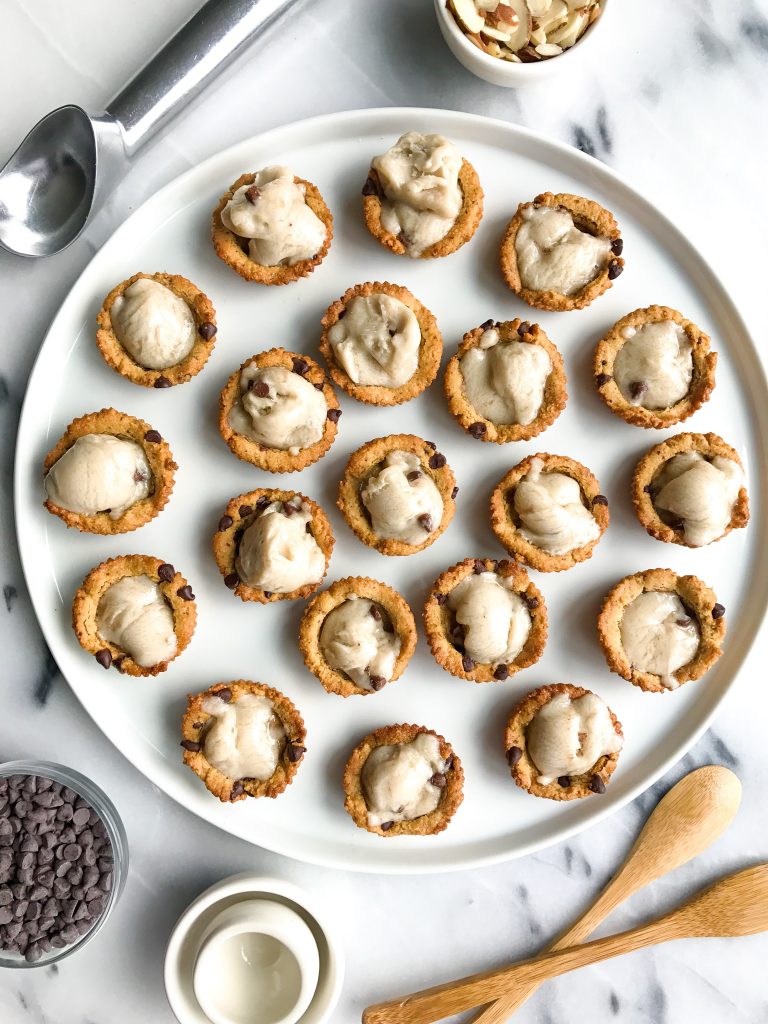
[[444, 318, 567, 443], [337, 434, 457, 556], [598, 568, 726, 694], [362, 132, 483, 260], [72, 555, 196, 677], [319, 281, 442, 406], [343, 725, 463, 837], [211, 167, 333, 284], [181, 682, 307, 803], [632, 432, 749, 548], [299, 577, 417, 697], [594, 306, 717, 429], [500, 191, 624, 311], [505, 684, 623, 801], [490, 453, 609, 572], [212, 488, 334, 605], [424, 558, 547, 683], [219, 349, 340, 473], [43, 409, 176, 535], [95, 271, 217, 389]]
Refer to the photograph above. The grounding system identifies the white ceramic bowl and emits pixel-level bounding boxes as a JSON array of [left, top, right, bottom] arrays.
[[164, 875, 344, 1024], [434, 0, 612, 87]]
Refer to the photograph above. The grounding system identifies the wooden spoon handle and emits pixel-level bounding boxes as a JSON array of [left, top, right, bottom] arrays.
[[362, 918, 672, 1024]]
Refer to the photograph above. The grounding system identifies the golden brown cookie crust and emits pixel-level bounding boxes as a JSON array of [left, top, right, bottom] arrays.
[[72, 554, 196, 677], [211, 173, 333, 284], [319, 281, 442, 406], [597, 568, 726, 693], [181, 681, 306, 802], [43, 408, 176, 535], [218, 348, 340, 473], [423, 558, 547, 683], [95, 271, 217, 388], [500, 192, 624, 311], [504, 684, 623, 801], [299, 577, 417, 697], [362, 159, 483, 260], [337, 434, 457, 556], [490, 453, 609, 571], [594, 306, 717, 428], [444, 318, 567, 443], [632, 432, 749, 547], [343, 724, 464, 836], [212, 488, 335, 604]]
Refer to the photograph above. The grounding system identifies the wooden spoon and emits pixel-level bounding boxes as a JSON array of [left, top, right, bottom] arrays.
[[471, 764, 741, 1024], [363, 861, 768, 1024]]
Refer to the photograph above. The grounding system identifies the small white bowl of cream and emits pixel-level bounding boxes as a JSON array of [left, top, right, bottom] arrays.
[[434, 0, 612, 87], [164, 875, 344, 1024]]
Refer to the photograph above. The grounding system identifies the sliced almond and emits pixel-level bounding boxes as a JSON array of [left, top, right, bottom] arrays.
[[483, 24, 514, 41], [476, 0, 500, 10], [496, 0, 532, 50], [548, 9, 588, 47], [536, 0, 568, 34], [530, 25, 547, 45], [527, 0, 553, 15], [535, 41, 563, 56], [448, 0, 486, 36]]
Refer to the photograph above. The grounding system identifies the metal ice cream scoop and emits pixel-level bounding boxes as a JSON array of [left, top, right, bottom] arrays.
[[0, 0, 299, 258]]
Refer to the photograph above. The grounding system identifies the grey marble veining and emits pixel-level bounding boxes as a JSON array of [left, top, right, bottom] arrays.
[[2, 0, 768, 1021]]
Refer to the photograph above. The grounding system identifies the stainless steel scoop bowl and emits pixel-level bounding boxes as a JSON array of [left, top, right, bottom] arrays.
[[0, 0, 298, 258]]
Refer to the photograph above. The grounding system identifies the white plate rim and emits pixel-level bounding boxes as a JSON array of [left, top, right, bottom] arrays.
[[13, 106, 768, 874]]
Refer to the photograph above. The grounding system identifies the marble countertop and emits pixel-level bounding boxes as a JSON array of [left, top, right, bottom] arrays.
[[2, 0, 768, 1021]]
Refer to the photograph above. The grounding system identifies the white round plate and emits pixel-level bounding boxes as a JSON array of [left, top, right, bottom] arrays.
[[15, 108, 767, 874]]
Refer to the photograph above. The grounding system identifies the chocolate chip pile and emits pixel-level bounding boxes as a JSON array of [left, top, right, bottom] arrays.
[[0, 774, 113, 963]]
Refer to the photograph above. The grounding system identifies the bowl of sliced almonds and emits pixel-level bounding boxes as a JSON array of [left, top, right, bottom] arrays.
[[435, 0, 609, 86]]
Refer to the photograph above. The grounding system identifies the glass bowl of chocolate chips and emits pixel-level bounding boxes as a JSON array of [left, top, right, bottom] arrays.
[[0, 761, 128, 967]]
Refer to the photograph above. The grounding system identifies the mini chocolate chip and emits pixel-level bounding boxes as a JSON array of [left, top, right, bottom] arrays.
[[245, 184, 261, 203], [199, 322, 217, 340], [592, 494, 609, 507], [397, 230, 411, 247], [525, 595, 539, 609], [558, 776, 571, 788], [218, 515, 233, 531], [291, 357, 309, 375], [712, 603, 726, 619], [252, 381, 270, 398], [451, 486, 459, 499], [590, 775, 606, 794], [224, 573, 239, 590], [611, 238, 624, 255], [256, 495, 270, 509], [180, 740, 201, 753], [473, 559, 485, 574], [517, 321, 531, 336], [238, 504, 253, 518], [629, 380, 647, 400], [282, 502, 297, 517], [305, 522, 312, 534], [286, 743, 306, 763], [327, 408, 342, 423], [461, 655, 475, 672], [369, 676, 386, 692], [217, 688, 233, 703], [144, 429, 162, 443], [493, 664, 509, 680], [157, 563, 175, 582], [434, 592, 447, 606], [406, 470, 422, 482], [676, 617, 692, 628], [263, 591, 272, 599], [668, 516, 686, 532], [95, 650, 111, 670], [230, 781, 245, 799], [369, 605, 382, 621], [468, 422, 486, 438], [595, 373, 612, 388], [382, 619, 394, 634], [133, 469, 147, 484], [380, 821, 394, 832], [430, 773, 447, 789], [177, 585, 195, 601], [313, 382, 324, 391], [428, 452, 446, 469], [417, 513, 433, 532], [361, 176, 378, 197], [608, 259, 623, 280], [153, 376, 171, 389], [506, 746, 522, 767]]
